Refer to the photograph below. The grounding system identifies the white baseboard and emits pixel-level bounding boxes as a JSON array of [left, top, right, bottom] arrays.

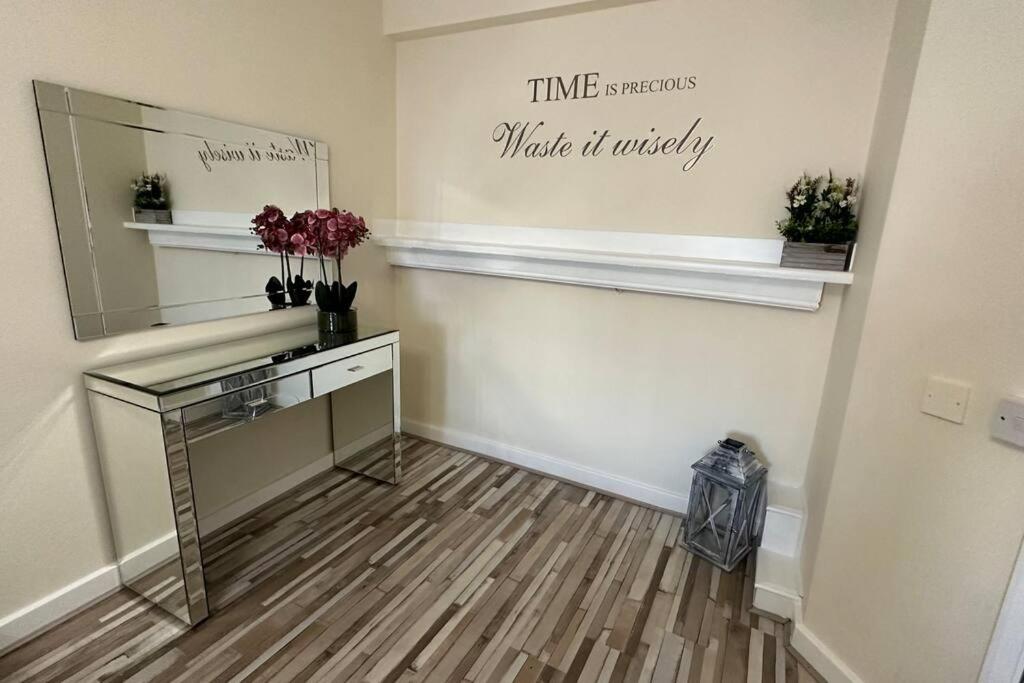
[[198, 453, 335, 537], [335, 425, 394, 461], [753, 549, 802, 621], [753, 481, 805, 623], [0, 563, 120, 655], [753, 583, 801, 623], [118, 532, 179, 583], [762, 482, 805, 558], [403, 419, 688, 512], [791, 606, 864, 683]]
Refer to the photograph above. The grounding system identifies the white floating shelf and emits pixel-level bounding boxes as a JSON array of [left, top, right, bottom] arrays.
[[124, 221, 267, 255], [375, 220, 852, 311]]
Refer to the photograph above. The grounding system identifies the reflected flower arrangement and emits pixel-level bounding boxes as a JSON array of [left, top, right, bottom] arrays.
[[251, 205, 370, 313]]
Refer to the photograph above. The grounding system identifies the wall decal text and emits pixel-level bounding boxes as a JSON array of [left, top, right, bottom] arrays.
[[493, 71, 713, 172], [492, 120, 714, 172], [527, 71, 697, 102], [197, 138, 313, 173]]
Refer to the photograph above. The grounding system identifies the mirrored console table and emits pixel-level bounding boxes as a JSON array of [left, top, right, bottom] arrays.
[[84, 325, 401, 627]]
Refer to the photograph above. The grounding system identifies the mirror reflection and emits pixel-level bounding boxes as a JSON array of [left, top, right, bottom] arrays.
[[88, 392, 192, 624], [34, 81, 331, 339]]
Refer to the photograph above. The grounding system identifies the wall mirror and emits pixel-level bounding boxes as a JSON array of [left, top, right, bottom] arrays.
[[34, 81, 332, 340]]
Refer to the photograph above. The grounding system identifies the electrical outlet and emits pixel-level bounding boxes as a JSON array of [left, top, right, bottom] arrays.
[[992, 397, 1024, 448], [920, 376, 971, 424]]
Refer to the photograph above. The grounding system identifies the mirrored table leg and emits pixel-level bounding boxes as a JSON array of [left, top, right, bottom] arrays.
[[88, 394, 209, 627], [161, 411, 209, 625], [328, 368, 402, 484]]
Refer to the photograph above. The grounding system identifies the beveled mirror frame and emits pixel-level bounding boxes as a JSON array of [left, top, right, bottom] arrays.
[[34, 81, 330, 340]]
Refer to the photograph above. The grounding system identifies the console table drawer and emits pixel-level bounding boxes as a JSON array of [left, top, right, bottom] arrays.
[[312, 346, 392, 397], [182, 373, 312, 442]]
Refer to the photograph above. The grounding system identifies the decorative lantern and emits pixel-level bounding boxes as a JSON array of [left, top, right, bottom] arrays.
[[683, 438, 768, 572]]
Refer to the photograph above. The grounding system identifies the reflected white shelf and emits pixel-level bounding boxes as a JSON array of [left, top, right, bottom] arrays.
[[375, 220, 852, 311], [124, 221, 265, 254]]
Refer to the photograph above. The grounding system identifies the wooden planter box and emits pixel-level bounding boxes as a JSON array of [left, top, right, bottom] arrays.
[[780, 241, 854, 272], [132, 208, 172, 224]]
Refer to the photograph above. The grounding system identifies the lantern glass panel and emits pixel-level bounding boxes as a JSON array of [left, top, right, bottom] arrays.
[[687, 477, 737, 562]]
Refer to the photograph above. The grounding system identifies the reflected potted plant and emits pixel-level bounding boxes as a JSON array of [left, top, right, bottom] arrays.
[[251, 205, 312, 309], [777, 171, 859, 271], [250, 205, 369, 328], [130, 173, 172, 224]]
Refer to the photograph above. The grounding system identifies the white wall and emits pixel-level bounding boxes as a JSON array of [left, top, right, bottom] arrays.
[[801, 2, 1024, 680], [801, 0, 931, 591], [383, 0, 653, 37], [399, 270, 843, 494], [394, 0, 895, 499], [0, 0, 395, 619], [397, 0, 895, 235]]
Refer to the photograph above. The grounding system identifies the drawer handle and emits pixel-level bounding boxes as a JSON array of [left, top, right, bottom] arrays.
[[347, 365, 365, 372], [244, 397, 270, 408]]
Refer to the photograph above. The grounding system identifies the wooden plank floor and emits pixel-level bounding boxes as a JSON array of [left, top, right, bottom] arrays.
[[0, 436, 816, 682]]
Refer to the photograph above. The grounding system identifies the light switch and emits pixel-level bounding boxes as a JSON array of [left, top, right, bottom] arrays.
[[992, 397, 1024, 448], [920, 376, 971, 424]]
